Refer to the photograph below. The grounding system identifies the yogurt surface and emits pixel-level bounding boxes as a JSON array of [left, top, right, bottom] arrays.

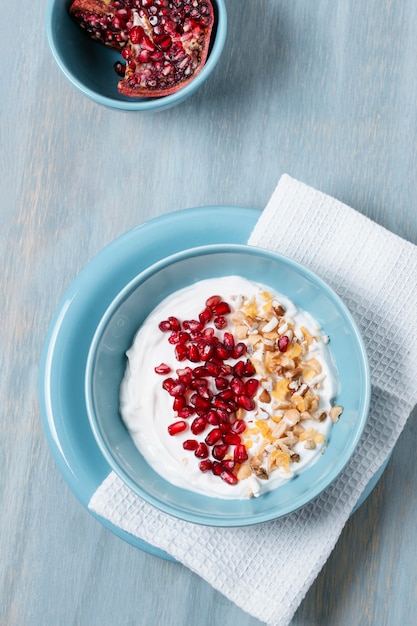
[[119, 276, 341, 499]]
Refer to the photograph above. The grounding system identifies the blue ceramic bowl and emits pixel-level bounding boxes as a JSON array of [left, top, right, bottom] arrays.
[[46, 0, 227, 111], [85, 244, 371, 526]]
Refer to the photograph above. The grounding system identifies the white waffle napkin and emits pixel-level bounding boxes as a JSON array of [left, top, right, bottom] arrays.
[[89, 175, 417, 626]]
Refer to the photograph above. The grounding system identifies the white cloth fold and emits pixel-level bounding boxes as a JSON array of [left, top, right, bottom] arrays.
[[89, 175, 417, 626]]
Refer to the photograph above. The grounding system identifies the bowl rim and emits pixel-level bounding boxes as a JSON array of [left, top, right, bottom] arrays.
[[85, 243, 371, 526], [45, 0, 228, 111]]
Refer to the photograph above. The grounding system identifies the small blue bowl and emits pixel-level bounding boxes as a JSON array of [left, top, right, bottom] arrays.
[[85, 244, 371, 526], [46, 0, 227, 111]]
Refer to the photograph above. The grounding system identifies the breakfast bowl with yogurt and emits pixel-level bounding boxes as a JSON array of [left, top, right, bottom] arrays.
[[85, 244, 370, 526]]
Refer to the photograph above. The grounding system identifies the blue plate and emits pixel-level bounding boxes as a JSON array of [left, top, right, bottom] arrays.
[[39, 207, 388, 558]]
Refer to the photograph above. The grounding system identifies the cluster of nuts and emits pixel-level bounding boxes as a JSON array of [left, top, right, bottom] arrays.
[[230, 290, 343, 490]]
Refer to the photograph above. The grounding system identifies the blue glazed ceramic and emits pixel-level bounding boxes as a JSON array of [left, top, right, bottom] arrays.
[[46, 0, 227, 111], [85, 243, 371, 526]]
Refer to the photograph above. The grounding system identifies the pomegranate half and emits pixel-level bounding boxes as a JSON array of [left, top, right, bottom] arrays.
[[69, 0, 215, 98]]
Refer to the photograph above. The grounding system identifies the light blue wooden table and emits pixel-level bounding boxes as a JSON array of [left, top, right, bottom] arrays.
[[2, 1, 417, 625]]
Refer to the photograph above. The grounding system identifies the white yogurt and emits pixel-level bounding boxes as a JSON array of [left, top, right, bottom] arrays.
[[119, 276, 339, 499]]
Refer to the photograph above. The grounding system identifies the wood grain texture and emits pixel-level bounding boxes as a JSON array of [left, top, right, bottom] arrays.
[[1, 1, 417, 625]]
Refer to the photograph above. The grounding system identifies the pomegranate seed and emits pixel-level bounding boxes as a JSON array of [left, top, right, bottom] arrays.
[[183, 319, 203, 332], [223, 432, 241, 445], [231, 419, 246, 434], [206, 410, 220, 425], [199, 459, 213, 472], [191, 416, 208, 435], [162, 377, 175, 391], [196, 384, 212, 400], [183, 439, 198, 451], [177, 406, 195, 418], [278, 335, 290, 352], [205, 295, 221, 308], [154, 33, 172, 50], [245, 378, 260, 398], [190, 377, 208, 390], [114, 60, 125, 76], [194, 442, 209, 458], [176, 367, 193, 384], [173, 395, 186, 412], [212, 397, 230, 412], [211, 461, 223, 476], [167, 420, 187, 436], [199, 307, 213, 324], [158, 320, 172, 332], [231, 377, 245, 395], [215, 408, 229, 423], [175, 344, 188, 361], [215, 344, 230, 360], [168, 316, 181, 331], [212, 443, 228, 460], [244, 360, 256, 376], [190, 393, 211, 411], [187, 344, 200, 362], [168, 381, 186, 397], [234, 444, 249, 463], [233, 361, 245, 378], [237, 395, 255, 411], [205, 361, 221, 377], [205, 427, 223, 446], [215, 376, 228, 390], [223, 332, 235, 351], [218, 389, 234, 402], [214, 301, 231, 315], [130, 25, 145, 44], [219, 422, 232, 434], [214, 316, 227, 329], [220, 469, 238, 485], [199, 343, 214, 361], [202, 327, 215, 342], [193, 365, 210, 377], [154, 362, 171, 375], [233, 342, 247, 358]]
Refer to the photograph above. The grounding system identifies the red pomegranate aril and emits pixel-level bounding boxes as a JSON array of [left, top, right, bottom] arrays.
[[183, 319, 203, 332], [244, 360, 256, 376], [214, 301, 231, 315], [158, 320, 172, 332], [154, 33, 172, 50], [194, 442, 209, 458], [176, 366, 193, 384], [205, 427, 223, 446], [233, 342, 247, 358], [220, 469, 238, 485], [154, 362, 171, 375], [214, 316, 227, 329], [199, 343, 214, 361], [245, 378, 260, 398], [129, 24, 145, 44], [168, 381, 186, 397], [191, 416, 208, 435], [215, 344, 230, 360], [231, 419, 246, 434], [205, 295, 221, 308], [189, 377, 208, 390], [162, 377, 175, 391], [190, 393, 211, 411], [114, 60, 126, 76], [183, 439, 198, 451], [199, 306, 213, 324], [212, 461, 222, 476], [199, 459, 213, 472], [177, 406, 195, 418], [233, 360, 245, 378], [187, 344, 200, 362], [205, 361, 221, 377], [223, 332, 234, 351], [192, 365, 210, 377], [223, 432, 241, 446], [234, 443, 249, 463], [215, 376, 228, 390], [237, 395, 255, 411], [168, 316, 181, 331], [173, 395, 186, 412], [174, 344, 188, 361], [202, 327, 215, 342], [215, 408, 229, 423], [206, 410, 220, 425], [230, 377, 245, 395], [218, 389, 234, 402], [212, 397, 230, 412], [168, 420, 187, 436], [196, 384, 213, 400], [212, 443, 228, 460], [278, 335, 290, 352]]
